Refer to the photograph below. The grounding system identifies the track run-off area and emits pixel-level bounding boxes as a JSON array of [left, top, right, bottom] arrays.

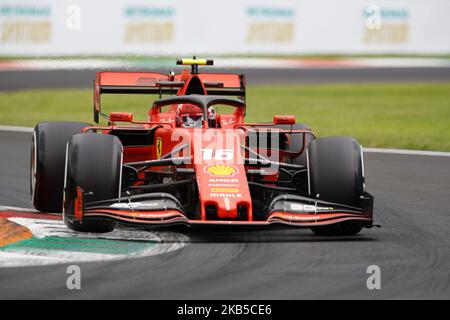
[[0, 128, 449, 299]]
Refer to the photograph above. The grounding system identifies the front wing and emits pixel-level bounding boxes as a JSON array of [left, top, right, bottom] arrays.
[[74, 190, 373, 228]]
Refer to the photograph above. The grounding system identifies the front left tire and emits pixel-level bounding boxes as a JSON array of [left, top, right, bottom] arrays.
[[307, 136, 365, 236]]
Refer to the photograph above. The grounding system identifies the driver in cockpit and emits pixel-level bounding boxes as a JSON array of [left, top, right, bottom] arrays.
[[176, 104, 216, 128]]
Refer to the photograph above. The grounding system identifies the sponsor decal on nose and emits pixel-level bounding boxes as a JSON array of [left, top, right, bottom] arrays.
[[204, 164, 238, 176]]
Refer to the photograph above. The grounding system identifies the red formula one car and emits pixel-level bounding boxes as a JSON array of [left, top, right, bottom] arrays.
[[30, 58, 373, 236]]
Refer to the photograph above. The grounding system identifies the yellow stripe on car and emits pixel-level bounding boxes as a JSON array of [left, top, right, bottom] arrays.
[[181, 58, 208, 65]]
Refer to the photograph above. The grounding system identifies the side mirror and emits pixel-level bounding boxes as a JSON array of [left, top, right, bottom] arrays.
[[109, 112, 133, 123], [274, 115, 296, 125]]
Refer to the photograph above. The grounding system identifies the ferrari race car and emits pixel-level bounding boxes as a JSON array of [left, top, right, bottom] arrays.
[[30, 58, 374, 236]]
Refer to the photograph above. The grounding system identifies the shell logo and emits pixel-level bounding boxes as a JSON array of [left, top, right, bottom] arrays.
[[204, 164, 238, 177]]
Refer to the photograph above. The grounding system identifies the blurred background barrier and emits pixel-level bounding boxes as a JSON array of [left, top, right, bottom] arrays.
[[0, 0, 449, 56]]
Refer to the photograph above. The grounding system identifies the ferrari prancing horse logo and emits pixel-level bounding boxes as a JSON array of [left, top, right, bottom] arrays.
[[156, 137, 163, 159]]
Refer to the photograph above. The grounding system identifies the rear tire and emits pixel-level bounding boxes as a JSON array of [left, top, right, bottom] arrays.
[[31, 122, 90, 213], [288, 123, 315, 191], [307, 137, 364, 236], [288, 123, 315, 167], [249, 122, 314, 166], [63, 133, 122, 233]]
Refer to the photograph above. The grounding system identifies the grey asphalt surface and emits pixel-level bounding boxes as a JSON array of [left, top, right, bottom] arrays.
[[0, 130, 449, 299], [1, 67, 450, 91]]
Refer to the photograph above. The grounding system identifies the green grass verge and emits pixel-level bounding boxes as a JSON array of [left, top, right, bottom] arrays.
[[0, 83, 449, 151]]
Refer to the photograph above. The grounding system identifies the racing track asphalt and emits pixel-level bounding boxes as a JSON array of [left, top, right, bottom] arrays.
[[0, 130, 449, 299], [1, 67, 450, 91]]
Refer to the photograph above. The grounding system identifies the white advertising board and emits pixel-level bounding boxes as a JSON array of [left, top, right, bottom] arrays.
[[0, 0, 449, 56]]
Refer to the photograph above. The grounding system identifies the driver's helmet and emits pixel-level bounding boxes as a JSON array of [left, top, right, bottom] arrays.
[[176, 104, 203, 128], [176, 104, 216, 128], [179, 112, 204, 128]]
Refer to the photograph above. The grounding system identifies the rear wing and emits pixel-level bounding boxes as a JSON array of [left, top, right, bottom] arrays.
[[93, 71, 246, 123]]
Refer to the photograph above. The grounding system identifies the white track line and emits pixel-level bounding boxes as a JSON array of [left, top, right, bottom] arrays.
[[0, 125, 33, 133], [363, 147, 450, 157], [1, 125, 449, 157], [0, 205, 39, 212]]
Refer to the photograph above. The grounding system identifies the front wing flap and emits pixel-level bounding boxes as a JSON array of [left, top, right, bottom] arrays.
[[265, 193, 373, 227]]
